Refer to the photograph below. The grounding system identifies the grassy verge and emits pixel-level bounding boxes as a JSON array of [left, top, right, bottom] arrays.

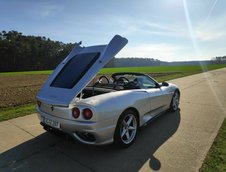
[[1, 64, 226, 76], [0, 70, 53, 76], [200, 118, 226, 172], [99, 64, 226, 74], [0, 104, 36, 122]]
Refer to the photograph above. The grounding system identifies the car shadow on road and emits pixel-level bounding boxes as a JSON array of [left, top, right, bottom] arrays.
[[0, 110, 180, 172]]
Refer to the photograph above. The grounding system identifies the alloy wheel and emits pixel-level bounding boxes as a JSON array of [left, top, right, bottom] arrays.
[[120, 114, 137, 144]]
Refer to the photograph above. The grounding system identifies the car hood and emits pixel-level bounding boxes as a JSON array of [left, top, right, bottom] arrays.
[[37, 35, 128, 106]]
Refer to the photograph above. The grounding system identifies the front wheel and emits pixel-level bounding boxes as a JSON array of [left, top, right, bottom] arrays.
[[170, 91, 180, 111], [114, 110, 138, 148]]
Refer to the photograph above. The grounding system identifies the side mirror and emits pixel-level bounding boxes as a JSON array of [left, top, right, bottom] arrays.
[[161, 81, 169, 87]]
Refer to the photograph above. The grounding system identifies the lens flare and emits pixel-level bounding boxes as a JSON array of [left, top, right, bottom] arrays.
[[182, 0, 225, 115]]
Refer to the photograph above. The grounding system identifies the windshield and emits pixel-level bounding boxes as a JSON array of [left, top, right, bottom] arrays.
[[50, 52, 100, 89], [112, 73, 159, 89]]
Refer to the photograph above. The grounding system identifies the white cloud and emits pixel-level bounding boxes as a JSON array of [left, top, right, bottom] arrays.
[[102, 16, 185, 38], [116, 43, 220, 61], [30, 3, 64, 18], [116, 43, 183, 61], [121, 25, 139, 36], [195, 30, 225, 41], [195, 14, 226, 41]]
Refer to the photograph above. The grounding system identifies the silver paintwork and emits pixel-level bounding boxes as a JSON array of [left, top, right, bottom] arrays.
[[36, 35, 180, 145], [36, 82, 179, 145]]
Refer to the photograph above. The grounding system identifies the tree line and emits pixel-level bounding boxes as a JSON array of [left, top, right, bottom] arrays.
[[0, 30, 225, 72], [0, 30, 74, 72], [0, 30, 164, 71], [211, 56, 226, 64]]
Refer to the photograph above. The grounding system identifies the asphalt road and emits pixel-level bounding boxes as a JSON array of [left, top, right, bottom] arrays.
[[0, 68, 226, 172]]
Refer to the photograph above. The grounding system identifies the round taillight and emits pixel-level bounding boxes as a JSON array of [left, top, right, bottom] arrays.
[[83, 108, 93, 120], [72, 107, 80, 118]]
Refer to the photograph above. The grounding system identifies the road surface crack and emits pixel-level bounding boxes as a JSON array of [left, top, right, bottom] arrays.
[[8, 120, 36, 138]]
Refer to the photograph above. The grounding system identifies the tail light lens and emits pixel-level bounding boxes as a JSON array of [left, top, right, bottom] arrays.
[[83, 108, 93, 120], [37, 100, 41, 107], [72, 107, 80, 118]]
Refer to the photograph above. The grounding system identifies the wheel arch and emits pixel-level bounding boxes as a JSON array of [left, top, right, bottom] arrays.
[[113, 106, 140, 147], [120, 107, 140, 127], [175, 88, 180, 97], [170, 88, 180, 112]]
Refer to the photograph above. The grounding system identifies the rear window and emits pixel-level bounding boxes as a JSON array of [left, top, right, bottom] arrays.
[[50, 52, 100, 89]]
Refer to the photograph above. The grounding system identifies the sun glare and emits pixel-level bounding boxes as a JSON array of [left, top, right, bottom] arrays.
[[183, 0, 225, 115]]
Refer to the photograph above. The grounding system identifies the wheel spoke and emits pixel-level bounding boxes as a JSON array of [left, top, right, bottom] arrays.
[[121, 128, 127, 138], [122, 120, 127, 127], [172, 93, 179, 110], [125, 131, 130, 140], [128, 126, 136, 130], [126, 116, 133, 125], [174, 101, 177, 108], [174, 100, 177, 106]]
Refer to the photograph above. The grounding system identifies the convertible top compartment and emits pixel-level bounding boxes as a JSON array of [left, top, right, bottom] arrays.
[[80, 87, 116, 99]]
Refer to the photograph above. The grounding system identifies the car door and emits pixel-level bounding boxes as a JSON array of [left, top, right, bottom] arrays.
[[146, 88, 166, 114], [140, 75, 168, 116]]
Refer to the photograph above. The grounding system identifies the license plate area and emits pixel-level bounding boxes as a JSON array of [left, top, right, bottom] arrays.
[[41, 116, 60, 129]]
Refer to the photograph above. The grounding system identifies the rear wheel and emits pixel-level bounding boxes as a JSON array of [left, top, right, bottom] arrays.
[[114, 110, 138, 148], [170, 91, 180, 111]]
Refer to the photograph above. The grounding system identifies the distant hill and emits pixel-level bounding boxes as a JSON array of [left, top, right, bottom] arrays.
[[105, 57, 226, 68], [160, 60, 214, 66], [105, 57, 161, 68]]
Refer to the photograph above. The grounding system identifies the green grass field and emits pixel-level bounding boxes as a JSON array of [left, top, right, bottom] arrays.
[[1, 64, 226, 122], [1, 64, 226, 84], [1, 64, 226, 121], [100, 64, 226, 74], [0, 104, 35, 121], [1, 64, 226, 76], [200, 118, 226, 172]]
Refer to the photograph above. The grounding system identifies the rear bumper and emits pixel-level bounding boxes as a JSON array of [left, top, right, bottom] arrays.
[[36, 106, 116, 145]]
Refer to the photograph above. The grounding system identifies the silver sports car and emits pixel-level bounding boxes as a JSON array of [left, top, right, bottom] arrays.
[[36, 35, 180, 147]]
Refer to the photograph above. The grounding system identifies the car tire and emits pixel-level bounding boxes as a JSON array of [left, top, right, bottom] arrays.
[[170, 90, 180, 111], [114, 109, 138, 148]]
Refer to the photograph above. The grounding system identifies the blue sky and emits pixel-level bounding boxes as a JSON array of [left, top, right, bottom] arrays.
[[1, 0, 226, 61]]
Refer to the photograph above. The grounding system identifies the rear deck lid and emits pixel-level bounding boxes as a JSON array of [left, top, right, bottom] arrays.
[[37, 35, 128, 106]]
